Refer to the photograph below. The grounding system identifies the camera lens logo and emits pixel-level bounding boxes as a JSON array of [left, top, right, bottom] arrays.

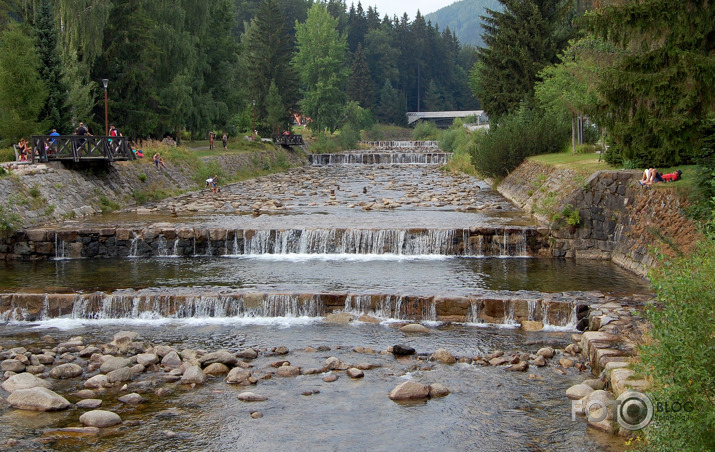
[[615, 391, 653, 430]]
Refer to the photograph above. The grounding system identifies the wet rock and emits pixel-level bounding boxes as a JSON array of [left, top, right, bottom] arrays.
[[560, 358, 575, 368], [225, 367, 252, 385], [532, 355, 547, 367], [506, 361, 529, 372], [565, 343, 581, 355], [161, 351, 182, 369], [236, 348, 258, 360], [199, 351, 237, 367], [250, 411, 263, 419], [270, 360, 290, 368], [203, 363, 230, 375], [324, 357, 343, 370], [275, 366, 300, 377], [346, 368, 364, 378], [73, 389, 97, 399], [25, 365, 45, 374], [582, 378, 606, 390], [99, 357, 131, 374], [428, 383, 450, 398], [304, 346, 317, 353], [1, 372, 51, 392], [136, 353, 159, 366], [392, 345, 416, 356], [129, 364, 145, 375], [79, 410, 122, 428], [35, 354, 55, 365], [106, 367, 133, 383], [237, 392, 268, 402], [50, 363, 83, 379], [273, 346, 289, 355], [388, 381, 430, 401], [536, 347, 554, 359], [181, 366, 207, 385], [356, 362, 379, 370], [1, 359, 26, 373], [566, 383, 595, 400], [521, 320, 544, 331], [322, 374, 339, 382], [316, 345, 331, 352], [324, 312, 357, 324], [430, 348, 456, 364], [112, 331, 139, 345], [358, 315, 381, 324], [489, 357, 510, 366], [85, 374, 109, 389], [118, 393, 144, 404], [154, 345, 177, 358], [76, 399, 103, 409], [78, 346, 101, 358], [6, 387, 70, 411], [400, 324, 430, 334]]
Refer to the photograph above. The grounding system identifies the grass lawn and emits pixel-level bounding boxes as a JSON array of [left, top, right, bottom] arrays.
[[529, 151, 700, 192]]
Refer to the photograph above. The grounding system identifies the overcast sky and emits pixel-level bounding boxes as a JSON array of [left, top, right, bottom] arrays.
[[360, 1, 456, 19]]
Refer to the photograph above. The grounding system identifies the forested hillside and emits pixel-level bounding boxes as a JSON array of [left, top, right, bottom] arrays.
[[425, 0, 501, 48]]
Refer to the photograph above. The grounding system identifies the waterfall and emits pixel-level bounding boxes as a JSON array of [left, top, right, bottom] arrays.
[[54, 233, 68, 259], [309, 153, 451, 166], [344, 294, 373, 315], [502, 299, 517, 325], [467, 300, 482, 323], [129, 232, 140, 257], [156, 236, 178, 257], [528, 299, 538, 321]]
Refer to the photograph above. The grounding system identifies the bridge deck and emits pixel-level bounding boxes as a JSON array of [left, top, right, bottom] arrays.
[[30, 135, 135, 163]]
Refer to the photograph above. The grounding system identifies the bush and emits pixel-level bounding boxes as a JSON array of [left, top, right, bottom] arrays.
[[337, 124, 360, 150], [137, 172, 147, 182], [0, 205, 21, 238], [639, 239, 715, 451], [192, 160, 225, 187], [309, 133, 339, 154], [0, 146, 14, 163], [469, 106, 569, 178], [412, 121, 439, 140], [443, 152, 476, 175]]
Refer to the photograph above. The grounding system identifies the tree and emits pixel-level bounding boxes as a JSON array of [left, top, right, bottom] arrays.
[[242, 0, 299, 134], [535, 38, 602, 153], [423, 79, 444, 111], [471, 0, 573, 120], [0, 23, 48, 143], [265, 80, 285, 134], [376, 79, 404, 125], [34, 0, 69, 132], [293, 2, 348, 133], [347, 43, 373, 109], [585, 0, 715, 166]]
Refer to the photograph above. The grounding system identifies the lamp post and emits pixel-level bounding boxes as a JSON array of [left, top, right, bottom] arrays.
[[102, 79, 109, 136], [252, 99, 256, 140]]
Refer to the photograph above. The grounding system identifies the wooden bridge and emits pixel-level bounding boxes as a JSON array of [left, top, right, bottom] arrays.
[[273, 134, 305, 147], [30, 135, 135, 163]]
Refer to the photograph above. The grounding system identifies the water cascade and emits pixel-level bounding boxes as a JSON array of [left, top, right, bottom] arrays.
[[310, 152, 452, 166]]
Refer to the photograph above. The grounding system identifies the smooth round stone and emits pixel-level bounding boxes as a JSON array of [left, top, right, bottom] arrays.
[[237, 392, 268, 402], [1, 372, 51, 392], [49, 363, 83, 379], [79, 410, 122, 428], [6, 387, 71, 411], [76, 399, 103, 409]]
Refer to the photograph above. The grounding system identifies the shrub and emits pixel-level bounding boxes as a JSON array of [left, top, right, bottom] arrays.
[[0, 205, 21, 237], [309, 133, 339, 154], [469, 106, 569, 178], [137, 172, 147, 182], [443, 153, 476, 175], [192, 160, 225, 187], [337, 124, 360, 150], [639, 239, 715, 451], [29, 185, 41, 198], [98, 195, 120, 213], [412, 121, 439, 140]]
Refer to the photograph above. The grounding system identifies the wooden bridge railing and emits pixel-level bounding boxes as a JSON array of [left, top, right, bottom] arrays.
[[30, 135, 135, 163], [273, 134, 305, 147]]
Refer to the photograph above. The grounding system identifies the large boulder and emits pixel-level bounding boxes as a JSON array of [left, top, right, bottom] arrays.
[[199, 351, 237, 367], [1, 372, 51, 392], [106, 366, 133, 383], [388, 381, 430, 401], [1, 359, 26, 373], [566, 383, 595, 400], [99, 357, 131, 374], [181, 366, 207, 385], [161, 351, 182, 369], [79, 410, 122, 428], [6, 387, 71, 411], [136, 353, 159, 366], [50, 363, 83, 379], [203, 363, 230, 375]]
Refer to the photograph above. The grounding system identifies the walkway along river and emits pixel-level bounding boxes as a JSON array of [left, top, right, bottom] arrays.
[[0, 146, 650, 450]]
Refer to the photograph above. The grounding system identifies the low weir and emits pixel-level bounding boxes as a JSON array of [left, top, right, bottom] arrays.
[[9, 226, 548, 259], [0, 290, 587, 327], [309, 152, 451, 165]]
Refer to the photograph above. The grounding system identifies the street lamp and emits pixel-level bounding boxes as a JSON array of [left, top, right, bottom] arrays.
[[102, 79, 109, 136], [252, 99, 256, 140]]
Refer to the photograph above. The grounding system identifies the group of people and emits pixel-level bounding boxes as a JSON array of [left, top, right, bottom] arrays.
[[208, 131, 228, 150], [639, 168, 683, 187], [205, 174, 220, 193]]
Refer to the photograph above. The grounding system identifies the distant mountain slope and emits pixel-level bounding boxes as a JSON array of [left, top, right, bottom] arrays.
[[425, 0, 502, 48]]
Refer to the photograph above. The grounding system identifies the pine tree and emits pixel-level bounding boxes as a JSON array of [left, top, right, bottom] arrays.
[[242, 0, 299, 134], [376, 79, 404, 125], [33, 0, 69, 132], [265, 80, 285, 135], [347, 43, 374, 110], [423, 79, 444, 111], [472, 0, 573, 120], [586, 0, 715, 166]]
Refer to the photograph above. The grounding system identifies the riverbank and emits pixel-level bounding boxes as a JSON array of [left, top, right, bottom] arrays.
[[497, 158, 701, 276], [0, 146, 306, 231]]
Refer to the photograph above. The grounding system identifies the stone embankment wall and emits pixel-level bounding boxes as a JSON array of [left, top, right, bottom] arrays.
[[498, 160, 701, 276], [0, 148, 304, 229]]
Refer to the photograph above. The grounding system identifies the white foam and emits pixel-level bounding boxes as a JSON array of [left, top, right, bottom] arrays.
[[223, 253, 452, 262]]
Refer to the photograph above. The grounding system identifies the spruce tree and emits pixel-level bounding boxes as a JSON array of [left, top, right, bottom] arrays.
[[376, 79, 404, 125], [242, 0, 299, 134], [472, 0, 573, 120], [34, 0, 69, 133], [347, 43, 374, 110], [586, 0, 715, 166]]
